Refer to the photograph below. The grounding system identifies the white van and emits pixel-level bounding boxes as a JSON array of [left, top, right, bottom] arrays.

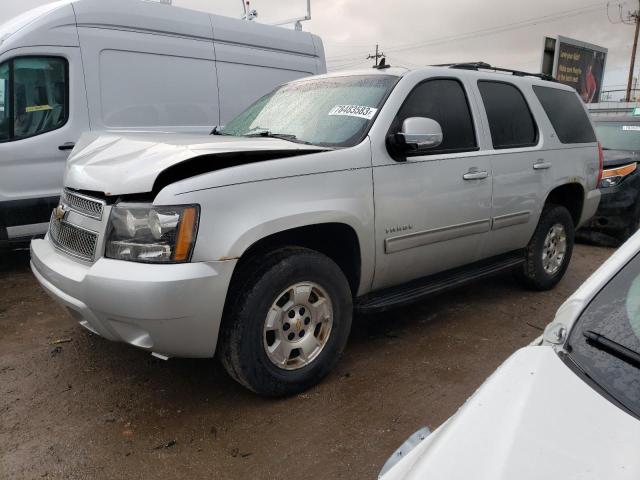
[[0, 0, 325, 247]]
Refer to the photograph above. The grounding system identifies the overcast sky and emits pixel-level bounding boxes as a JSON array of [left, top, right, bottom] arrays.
[[2, 0, 639, 97]]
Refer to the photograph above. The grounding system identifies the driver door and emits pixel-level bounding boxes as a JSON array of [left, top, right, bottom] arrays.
[[371, 77, 493, 290], [0, 47, 89, 238]]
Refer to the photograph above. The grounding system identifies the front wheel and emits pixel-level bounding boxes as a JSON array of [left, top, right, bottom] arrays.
[[218, 247, 353, 396], [515, 204, 575, 291]]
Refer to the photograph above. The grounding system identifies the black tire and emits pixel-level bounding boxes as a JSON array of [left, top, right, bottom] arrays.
[[218, 247, 353, 397], [515, 204, 575, 291]]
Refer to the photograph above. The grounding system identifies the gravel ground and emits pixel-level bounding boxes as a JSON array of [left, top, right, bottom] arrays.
[[0, 244, 613, 480]]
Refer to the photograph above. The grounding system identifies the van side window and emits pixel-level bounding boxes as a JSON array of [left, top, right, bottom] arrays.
[[0, 57, 68, 142], [0, 62, 9, 141], [392, 79, 477, 154], [478, 81, 538, 149], [533, 86, 596, 144]]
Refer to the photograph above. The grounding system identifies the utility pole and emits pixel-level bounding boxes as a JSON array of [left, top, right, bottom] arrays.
[[367, 44, 384, 67], [626, 2, 640, 102]]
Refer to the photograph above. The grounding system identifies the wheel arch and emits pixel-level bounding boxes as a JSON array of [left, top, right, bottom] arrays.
[[544, 182, 585, 226], [232, 221, 366, 297]]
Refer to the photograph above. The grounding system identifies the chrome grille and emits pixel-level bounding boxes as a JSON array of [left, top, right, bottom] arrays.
[[49, 214, 98, 261], [62, 189, 105, 220]]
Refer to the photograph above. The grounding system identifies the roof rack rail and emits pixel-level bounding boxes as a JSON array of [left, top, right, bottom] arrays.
[[436, 62, 556, 82]]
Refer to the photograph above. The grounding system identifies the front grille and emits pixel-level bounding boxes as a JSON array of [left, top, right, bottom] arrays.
[[62, 189, 105, 220], [49, 215, 98, 261]]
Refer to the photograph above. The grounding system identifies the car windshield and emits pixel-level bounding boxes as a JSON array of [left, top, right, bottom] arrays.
[[594, 121, 640, 151], [567, 251, 640, 419], [220, 74, 398, 148]]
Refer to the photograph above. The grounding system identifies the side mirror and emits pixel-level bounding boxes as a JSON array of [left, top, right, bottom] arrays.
[[391, 117, 443, 153]]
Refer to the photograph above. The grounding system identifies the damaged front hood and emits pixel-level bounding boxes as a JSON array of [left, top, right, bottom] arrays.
[[65, 132, 327, 196]]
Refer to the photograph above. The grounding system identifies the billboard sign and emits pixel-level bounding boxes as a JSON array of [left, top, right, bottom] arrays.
[[542, 36, 607, 103]]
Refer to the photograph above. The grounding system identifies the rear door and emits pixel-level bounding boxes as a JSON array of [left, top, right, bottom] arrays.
[[474, 80, 546, 258], [371, 76, 493, 290]]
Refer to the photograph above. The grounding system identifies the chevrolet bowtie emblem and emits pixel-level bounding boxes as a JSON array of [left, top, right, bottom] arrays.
[[54, 204, 67, 221]]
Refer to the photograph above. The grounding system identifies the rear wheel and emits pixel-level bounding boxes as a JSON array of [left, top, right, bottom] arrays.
[[515, 204, 574, 291], [218, 247, 353, 396]]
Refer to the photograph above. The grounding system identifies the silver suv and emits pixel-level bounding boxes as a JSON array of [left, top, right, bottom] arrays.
[[31, 63, 601, 396]]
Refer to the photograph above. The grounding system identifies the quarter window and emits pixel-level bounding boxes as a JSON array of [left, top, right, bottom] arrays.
[[478, 81, 538, 149], [391, 78, 477, 154], [533, 86, 596, 144], [0, 56, 68, 142]]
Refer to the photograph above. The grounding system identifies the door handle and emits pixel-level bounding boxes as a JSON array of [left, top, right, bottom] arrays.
[[58, 142, 75, 151], [533, 160, 552, 170], [463, 169, 488, 180]]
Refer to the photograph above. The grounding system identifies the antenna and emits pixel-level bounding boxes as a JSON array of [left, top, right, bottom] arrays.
[[367, 44, 385, 67], [271, 0, 311, 31], [241, 0, 258, 21]]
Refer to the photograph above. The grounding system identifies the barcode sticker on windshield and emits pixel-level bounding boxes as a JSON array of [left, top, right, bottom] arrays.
[[622, 125, 640, 131], [328, 105, 378, 120]]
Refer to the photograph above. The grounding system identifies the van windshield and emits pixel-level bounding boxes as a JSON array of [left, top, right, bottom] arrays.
[[220, 75, 398, 148]]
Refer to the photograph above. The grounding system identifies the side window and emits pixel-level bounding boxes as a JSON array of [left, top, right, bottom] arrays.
[[0, 62, 9, 141], [478, 81, 538, 149], [533, 86, 596, 144], [0, 56, 68, 142], [392, 78, 477, 154]]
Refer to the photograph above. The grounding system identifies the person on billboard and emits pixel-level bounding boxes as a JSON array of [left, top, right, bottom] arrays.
[[580, 53, 598, 103]]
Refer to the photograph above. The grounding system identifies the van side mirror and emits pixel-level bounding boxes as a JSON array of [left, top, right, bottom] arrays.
[[390, 117, 443, 153]]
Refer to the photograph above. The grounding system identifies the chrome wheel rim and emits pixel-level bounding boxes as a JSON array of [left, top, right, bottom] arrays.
[[263, 282, 334, 370], [542, 223, 567, 275]]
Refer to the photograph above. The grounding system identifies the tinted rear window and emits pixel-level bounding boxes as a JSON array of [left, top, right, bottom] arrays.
[[478, 81, 538, 149], [533, 86, 596, 144]]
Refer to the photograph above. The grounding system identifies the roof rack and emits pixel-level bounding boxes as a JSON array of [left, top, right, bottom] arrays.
[[434, 62, 555, 82]]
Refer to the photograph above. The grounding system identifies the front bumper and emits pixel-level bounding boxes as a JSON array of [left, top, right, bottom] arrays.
[[30, 238, 237, 358], [586, 175, 640, 231]]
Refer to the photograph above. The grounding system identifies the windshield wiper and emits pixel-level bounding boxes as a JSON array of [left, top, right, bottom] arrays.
[[584, 330, 640, 369], [210, 126, 228, 136], [244, 129, 312, 145]]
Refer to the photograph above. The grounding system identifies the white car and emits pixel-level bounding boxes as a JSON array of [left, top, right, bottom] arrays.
[[379, 232, 640, 479]]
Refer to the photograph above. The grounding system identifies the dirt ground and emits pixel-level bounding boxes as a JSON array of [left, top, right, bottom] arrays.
[[0, 244, 613, 480]]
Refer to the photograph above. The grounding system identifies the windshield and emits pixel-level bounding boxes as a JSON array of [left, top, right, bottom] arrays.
[[220, 75, 398, 148], [595, 121, 640, 151], [567, 252, 640, 419]]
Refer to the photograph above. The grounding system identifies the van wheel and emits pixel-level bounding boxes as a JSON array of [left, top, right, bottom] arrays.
[[218, 247, 353, 397], [516, 204, 574, 291]]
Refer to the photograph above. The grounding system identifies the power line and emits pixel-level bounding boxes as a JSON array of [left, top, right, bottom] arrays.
[[326, 1, 610, 64]]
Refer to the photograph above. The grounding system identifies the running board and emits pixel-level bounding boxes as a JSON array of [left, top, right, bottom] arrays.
[[355, 251, 525, 313]]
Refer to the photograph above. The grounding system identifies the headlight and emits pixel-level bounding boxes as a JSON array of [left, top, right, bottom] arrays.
[[106, 204, 199, 263], [599, 162, 636, 188]]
